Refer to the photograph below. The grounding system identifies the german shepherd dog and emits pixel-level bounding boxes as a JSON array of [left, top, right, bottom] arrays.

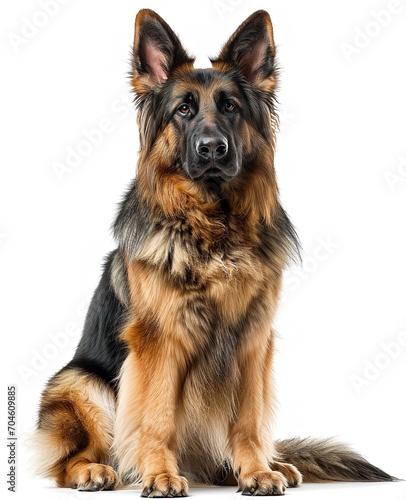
[[33, 10, 394, 496]]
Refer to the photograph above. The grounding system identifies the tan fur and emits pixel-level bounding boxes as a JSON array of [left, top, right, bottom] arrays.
[[34, 369, 117, 490]]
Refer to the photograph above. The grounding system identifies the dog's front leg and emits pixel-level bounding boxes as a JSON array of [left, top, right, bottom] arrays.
[[114, 341, 188, 498], [230, 333, 300, 496]]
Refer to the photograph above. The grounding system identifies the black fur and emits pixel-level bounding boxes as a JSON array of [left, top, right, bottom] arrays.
[[276, 438, 397, 482], [65, 251, 128, 391]]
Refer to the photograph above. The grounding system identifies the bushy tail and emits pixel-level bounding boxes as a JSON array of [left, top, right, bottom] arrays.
[[275, 437, 396, 482]]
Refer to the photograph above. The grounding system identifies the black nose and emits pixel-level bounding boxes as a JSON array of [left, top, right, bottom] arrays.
[[196, 136, 228, 160]]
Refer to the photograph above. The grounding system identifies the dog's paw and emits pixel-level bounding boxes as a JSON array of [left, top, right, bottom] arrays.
[[72, 463, 117, 491], [270, 462, 302, 487], [238, 470, 287, 496], [141, 473, 188, 497]]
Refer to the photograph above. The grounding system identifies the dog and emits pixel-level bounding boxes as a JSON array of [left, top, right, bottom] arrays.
[[33, 9, 394, 496]]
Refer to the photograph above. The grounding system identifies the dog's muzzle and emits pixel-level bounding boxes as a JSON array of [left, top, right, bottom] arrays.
[[186, 133, 239, 186]]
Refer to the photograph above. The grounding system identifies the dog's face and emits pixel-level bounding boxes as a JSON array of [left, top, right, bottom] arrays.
[[132, 9, 278, 194], [169, 70, 243, 190], [151, 68, 256, 194]]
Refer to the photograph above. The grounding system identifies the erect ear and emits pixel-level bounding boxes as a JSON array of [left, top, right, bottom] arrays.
[[212, 10, 277, 92], [132, 9, 194, 94]]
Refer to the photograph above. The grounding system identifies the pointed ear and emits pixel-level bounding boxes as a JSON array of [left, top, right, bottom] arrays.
[[212, 10, 277, 93], [132, 9, 194, 94]]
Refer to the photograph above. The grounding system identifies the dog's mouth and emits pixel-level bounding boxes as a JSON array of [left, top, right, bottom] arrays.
[[184, 166, 236, 194], [184, 161, 240, 183], [191, 168, 234, 182]]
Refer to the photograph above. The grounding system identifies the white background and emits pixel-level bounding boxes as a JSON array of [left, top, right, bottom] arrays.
[[1, 0, 406, 499]]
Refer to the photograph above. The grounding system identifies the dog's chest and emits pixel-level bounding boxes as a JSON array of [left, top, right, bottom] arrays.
[[135, 220, 264, 290], [130, 220, 271, 350]]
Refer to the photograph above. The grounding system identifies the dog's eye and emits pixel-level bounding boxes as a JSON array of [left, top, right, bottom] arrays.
[[224, 101, 236, 113], [178, 104, 190, 115]]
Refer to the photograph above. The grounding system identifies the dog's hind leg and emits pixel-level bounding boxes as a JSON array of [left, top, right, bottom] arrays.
[[32, 368, 117, 491]]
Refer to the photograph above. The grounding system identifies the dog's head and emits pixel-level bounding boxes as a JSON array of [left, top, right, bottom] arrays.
[[131, 10, 278, 196]]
